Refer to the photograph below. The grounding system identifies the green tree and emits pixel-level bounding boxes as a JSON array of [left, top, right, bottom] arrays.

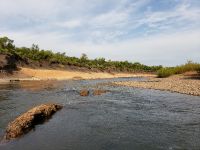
[[0, 37, 15, 52], [80, 53, 88, 60]]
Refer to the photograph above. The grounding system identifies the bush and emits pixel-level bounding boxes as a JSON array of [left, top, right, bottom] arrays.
[[157, 68, 175, 78], [157, 61, 200, 78], [197, 66, 200, 73], [173, 61, 200, 74]]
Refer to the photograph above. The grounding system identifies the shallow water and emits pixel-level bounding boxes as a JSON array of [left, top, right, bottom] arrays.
[[0, 77, 200, 150]]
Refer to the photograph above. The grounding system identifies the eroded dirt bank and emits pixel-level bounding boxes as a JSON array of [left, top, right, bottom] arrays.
[[0, 67, 155, 83]]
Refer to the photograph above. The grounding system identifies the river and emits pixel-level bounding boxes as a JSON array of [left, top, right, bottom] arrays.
[[0, 77, 200, 150]]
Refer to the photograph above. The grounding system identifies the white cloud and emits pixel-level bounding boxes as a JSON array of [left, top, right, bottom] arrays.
[[55, 20, 82, 29], [0, 0, 58, 19], [138, 1, 200, 31], [0, 0, 200, 66], [1, 28, 199, 66], [91, 11, 128, 28]]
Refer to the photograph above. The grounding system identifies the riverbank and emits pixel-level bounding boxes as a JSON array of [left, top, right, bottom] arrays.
[[113, 73, 200, 96], [0, 67, 155, 83]]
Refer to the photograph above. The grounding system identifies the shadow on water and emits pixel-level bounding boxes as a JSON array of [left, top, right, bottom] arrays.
[[0, 77, 200, 150]]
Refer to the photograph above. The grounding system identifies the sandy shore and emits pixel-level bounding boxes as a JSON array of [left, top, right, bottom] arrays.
[[0, 67, 154, 83], [113, 75, 200, 96]]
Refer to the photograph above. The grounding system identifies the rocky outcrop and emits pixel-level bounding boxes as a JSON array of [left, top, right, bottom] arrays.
[[93, 89, 108, 96], [80, 90, 89, 96], [3, 103, 62, 140]]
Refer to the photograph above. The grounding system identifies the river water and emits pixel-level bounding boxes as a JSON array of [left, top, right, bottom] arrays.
[[0, 77, 200, 150]]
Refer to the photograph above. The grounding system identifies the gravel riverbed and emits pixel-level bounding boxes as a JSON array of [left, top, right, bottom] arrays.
[[114, 75, 200, 96]]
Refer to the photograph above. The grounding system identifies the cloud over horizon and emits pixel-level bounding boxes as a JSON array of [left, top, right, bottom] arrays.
[[0, 0, 200, 66]]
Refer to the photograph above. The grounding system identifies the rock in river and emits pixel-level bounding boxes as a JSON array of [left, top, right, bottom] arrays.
[[3, 103, 62, 141], [93, 89, 108, 96], [80, 90, 89, 96]]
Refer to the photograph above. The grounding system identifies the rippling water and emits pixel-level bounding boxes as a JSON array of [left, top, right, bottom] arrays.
[[0, 77, 200, 150]]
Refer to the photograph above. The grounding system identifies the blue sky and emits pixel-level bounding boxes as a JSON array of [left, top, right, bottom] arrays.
[[0, 0, 200, 66]]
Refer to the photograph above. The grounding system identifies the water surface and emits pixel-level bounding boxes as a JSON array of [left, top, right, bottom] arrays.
[[0, 77, 200, 150]]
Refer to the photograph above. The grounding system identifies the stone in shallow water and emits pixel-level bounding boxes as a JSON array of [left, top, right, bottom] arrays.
[[93, 89, 108, 96], [80, 90, 89, 96], [3, 103, 62, 141]]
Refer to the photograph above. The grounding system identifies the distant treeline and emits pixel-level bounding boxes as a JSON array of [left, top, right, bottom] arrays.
[[0, 36, 162, 72]]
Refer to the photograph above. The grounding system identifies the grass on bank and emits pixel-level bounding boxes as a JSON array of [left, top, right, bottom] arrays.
[[157, 61, 200, 78]]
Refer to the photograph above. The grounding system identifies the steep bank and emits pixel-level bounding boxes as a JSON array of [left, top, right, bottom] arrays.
[[0, 54, 155, 83], [113, 73, 200, 96], [0, 67, 155, 82], [0, 53, 155, 82]]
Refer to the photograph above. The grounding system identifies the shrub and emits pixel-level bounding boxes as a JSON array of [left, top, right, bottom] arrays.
[[157, 61, 200, 78], [197, 66, 200, 73], [157, 68, 175, 78], [173, 61, 200, 74]]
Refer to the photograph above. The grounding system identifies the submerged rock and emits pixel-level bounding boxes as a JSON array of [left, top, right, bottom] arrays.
[[93, 89, 108, 96], [3, 103, 62, 140], [80, 90, 89, 96]]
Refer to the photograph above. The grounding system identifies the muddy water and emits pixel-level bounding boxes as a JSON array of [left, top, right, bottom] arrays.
[[0, 78, 200, 150]]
